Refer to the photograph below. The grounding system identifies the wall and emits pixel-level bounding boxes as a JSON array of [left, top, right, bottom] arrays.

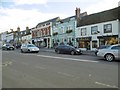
[[6, 33, 14, 43], [76, 20, 119, 50]]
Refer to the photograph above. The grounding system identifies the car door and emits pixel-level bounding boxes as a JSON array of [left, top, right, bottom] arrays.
[[64, 46, 70, 54], [111, 45, 120, 59]]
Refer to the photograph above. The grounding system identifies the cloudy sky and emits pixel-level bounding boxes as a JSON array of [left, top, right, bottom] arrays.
[[0, 0, 119, 33]]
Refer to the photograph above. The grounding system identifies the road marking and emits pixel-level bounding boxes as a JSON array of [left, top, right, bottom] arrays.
[[57, 72, 74, 77], [95, 81, 118, 88], [34, 66, 46, 70], [1, 61, 13, 67], [36, 55, 99, 63], [20, 53, 99, 63]]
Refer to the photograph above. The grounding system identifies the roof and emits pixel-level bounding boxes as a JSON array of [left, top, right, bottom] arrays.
[[59, 12, 87, 23], [36, 17, 59, 27], [78, 6, 120, 27]]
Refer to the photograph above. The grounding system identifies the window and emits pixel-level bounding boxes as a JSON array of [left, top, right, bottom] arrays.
[[61, 27, 64, 33], [81, 28, 86, 36], [111, 45, 120, 50], [91, 26, 98, 35], [92, 41, 97, 48], [104, 24, 112, 33]]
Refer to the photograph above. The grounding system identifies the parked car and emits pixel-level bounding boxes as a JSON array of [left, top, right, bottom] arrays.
[[97, 44, 120, 61], [21, 44, 39, 53], [2, 44, 15, 50], [95, 45, 111, 55], [55, 45, 82, 55]]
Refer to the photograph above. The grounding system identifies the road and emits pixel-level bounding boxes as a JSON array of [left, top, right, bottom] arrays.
[[2, 49, 119, 88]]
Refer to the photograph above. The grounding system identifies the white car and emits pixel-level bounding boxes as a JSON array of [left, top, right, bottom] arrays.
[[97, 44, 120, 61], [21, 44, 39, 53]]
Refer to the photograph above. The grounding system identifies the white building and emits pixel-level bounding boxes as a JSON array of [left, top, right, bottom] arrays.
[[6, 33, 14, 43], [76, 7, 120, 51], [1, 31, 7, 44], [22, 34, 32, 44]]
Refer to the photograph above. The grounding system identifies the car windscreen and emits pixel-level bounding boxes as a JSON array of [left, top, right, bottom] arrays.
[[99, 45, 111, 49], [27, 45, 36, 47]]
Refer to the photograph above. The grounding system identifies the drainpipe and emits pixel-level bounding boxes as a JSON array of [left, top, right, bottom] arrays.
[[118, 19, 120, 44]]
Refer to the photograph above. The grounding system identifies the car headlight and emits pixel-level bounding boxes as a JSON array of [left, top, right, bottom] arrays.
[[76, 49, 80, 52]]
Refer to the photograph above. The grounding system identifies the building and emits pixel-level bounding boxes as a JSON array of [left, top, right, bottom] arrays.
[[52, 16, 76, 47], [76, 6, 120, 51], [21, 27, 32, 44], [1, 31, 7, 44], [32, 17, 59, 48], [6, 32, 14, 44], [52, 8, 87, 47]]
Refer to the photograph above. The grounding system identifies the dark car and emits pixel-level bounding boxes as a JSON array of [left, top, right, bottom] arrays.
[[55, 45, 82, 55], [2, 44, 15, 50], [95, 45, 111, 55]]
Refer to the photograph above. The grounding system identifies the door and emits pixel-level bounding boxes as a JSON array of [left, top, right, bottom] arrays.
[[111, 45, 120, 59]]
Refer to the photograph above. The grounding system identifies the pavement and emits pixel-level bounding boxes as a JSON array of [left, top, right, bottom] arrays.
[[39, 48, 96, 56]]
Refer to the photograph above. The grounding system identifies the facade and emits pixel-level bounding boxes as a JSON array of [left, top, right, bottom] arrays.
[[52, 16, 76, 47], [1, 31, 7, 44], [6, 32, 14, 44], [21, 27, 32, 44], [32, 17, 59, 48], [76, 7, 120, 51], [52, 8, 87, 47]]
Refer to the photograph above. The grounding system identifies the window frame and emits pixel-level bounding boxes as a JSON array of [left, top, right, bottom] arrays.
[[81, 28, 87, 36], [104, 24, 112, 33], [91, 26, 98, 35]]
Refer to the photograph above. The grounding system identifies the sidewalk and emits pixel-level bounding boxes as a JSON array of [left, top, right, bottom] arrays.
[[39, 48, 96, 56]]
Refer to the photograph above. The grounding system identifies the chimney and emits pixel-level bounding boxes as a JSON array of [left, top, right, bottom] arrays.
[[17, 27, 20, 31], [10, 29, 13, 32], [26, 26, 29, 30], [75, 7, 81, 27]]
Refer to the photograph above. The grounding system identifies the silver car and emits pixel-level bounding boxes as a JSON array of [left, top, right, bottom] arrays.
[[97, 44, 120, 61], [21, 44, 39, 53]]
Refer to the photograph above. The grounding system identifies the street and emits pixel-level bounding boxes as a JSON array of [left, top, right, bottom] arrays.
[[2, 49, 119, 88]]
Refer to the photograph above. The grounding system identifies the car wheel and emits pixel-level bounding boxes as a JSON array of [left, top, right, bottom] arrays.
[[71, 51, 75, 55], [105, 54, 114, 62], [21, 49, 23, 53], [36, 51, 39, 53], [28, 49, 30, 52], [56, 50, 60, 54]]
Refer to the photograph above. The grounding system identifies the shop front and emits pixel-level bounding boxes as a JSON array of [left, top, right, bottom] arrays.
[[97, 35, 118, 46], [77, 37, 91, 50]]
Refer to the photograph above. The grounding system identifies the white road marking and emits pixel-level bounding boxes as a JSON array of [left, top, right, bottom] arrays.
[[36, 54, 99, 63], [57, 72, 74, 77], [34, 66, 46, 70], [21, 54, 99, 63], [95, 81, 118, 88]]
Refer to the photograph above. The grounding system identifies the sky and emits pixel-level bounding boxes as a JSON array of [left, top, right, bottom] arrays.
[[0, 0, 120, 33]]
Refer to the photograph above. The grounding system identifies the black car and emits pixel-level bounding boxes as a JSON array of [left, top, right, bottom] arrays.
[[2, 44, 15, 50], [95, 45, 111, 55], [55, 45, 82, 55]]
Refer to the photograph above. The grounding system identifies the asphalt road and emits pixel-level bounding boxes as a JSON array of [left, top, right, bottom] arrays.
[[2, 49, 119, 88]]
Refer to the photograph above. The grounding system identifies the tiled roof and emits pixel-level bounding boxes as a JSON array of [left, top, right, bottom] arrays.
[[60, 12, 87, 23], [78, 6, 120, 27]]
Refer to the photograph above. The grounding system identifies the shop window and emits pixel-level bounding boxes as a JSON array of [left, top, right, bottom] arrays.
[[81, 28, 86, 36], [92, 41, 97, 48], [79, 41, 86, 48], [91, 26, 98, 35], [104, 24, 112, 33]]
